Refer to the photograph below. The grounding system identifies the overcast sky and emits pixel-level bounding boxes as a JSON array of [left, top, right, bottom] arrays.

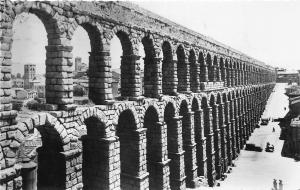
[[11, 0, 300, 75]]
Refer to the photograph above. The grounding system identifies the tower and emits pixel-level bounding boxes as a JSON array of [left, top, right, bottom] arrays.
[[24, 64, 36, 89], [75, 57, 82, 72]]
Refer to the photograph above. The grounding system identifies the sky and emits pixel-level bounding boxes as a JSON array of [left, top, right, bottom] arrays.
[[11, 0, 300, 75]]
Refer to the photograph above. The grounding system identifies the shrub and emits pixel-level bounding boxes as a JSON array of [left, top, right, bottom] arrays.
[[26, 99, 41, 110], [74, 85, 86, 96], [12, 100, 24, 111]]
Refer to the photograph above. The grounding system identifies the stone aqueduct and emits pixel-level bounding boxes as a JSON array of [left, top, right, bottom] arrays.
[[1, 1, 276, 190]]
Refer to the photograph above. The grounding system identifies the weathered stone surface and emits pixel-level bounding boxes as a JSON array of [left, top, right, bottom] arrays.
[[0, 1, 277, 190]]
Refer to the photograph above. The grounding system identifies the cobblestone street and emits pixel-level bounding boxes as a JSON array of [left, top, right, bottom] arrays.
[[213, 83, 300, 190]]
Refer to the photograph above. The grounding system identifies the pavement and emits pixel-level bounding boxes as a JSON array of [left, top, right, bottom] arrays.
[[193, 83, 300, 190]]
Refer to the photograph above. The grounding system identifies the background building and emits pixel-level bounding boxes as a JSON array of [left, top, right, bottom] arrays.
[[276, 68, 300, 85], [24, 64, 36, 89]]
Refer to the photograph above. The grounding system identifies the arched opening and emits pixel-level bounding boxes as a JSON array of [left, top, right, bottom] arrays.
[[36, 125, 65, 190], [236, 62, 240, 85], [164, 102, 179, 189], [117, 110, 139, 189], [192, 98, 205, 177], [71, 25, 91, 105], [144, 106, 161, 189], [179, 100, 191, 181], [206, 53, 213, 82], [12, 13, 47, 109], [225, 59, 230, 87], [217, 93, 225, 176], [110, 31, 134, 98], [220, 58, 225, 83], [213, 56, 219, 82], [199, 52, 206, 82], [141, 36, 155, 97], [233, 62, 237, 86], [201, 96, 215, 186], [162, 41, 174, 95], [189, 50, 198, 92], [82, 117, 108, 189], [209, 94, 221, 179], [176, 45, 187, 92]]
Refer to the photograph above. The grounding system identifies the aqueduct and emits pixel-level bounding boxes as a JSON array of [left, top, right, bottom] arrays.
[[1, 1, 276, 190]]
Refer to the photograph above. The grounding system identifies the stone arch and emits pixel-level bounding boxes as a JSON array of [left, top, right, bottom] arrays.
[[71, 18, 112, 104], [113, 103, 140, 130], [213, 55, 219, 81], [81, 116, 112, 190], [142, 100, 162, 123], [76, 107, 111, 138], [142, 35, 156, 97], [116, 109, 141, 189], [163, 101, 184, 189], [189, 49, 198, 92], [162, 41, 175, 95], [222, 92, 228, 103], [209, 93, 216, 107], [199, 51, 206, 82], [110, 27, 138, 97], [73, 17, 103, 52], [13, 2, 63, 38], [112, 27, 133, 55], [206, 53, 213, 81], [11, 2, 72, 106], [192, 97, 205, 177], [219, 57, 225, 82], [201, 95, 209, 109], [143, 105, 163, 190], [14, 113, 68, 190], [176, 44, 188, 92], [216, 92, 223, 105]]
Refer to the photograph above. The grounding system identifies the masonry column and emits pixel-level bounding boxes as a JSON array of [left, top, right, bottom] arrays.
[[191, 61, 201, 92], [46, 45, 74, 108], [224, 101, 232, 167], [182, 56, 191, 92], [149, 122, 170, 190], [121, 54, 141, 98], [88, 51, 113, 104], [218, 102, 227, 175], [125, 128, 149, 190], [229, 99, 237, 160], [234, 98, 241, 155], [240, 97, 247, 146], [183, 112, 199, 188], [211, 104, 221, 180], [168, 116, 186, 190], [0, 15, 18, 133], [203, 107, 216, 186], [245, 95, 251, 139], [216, 64, 221, 82], [221, 64, 227, 86], [194, 109, 207, 179], [81, 136, 121, 190], [231, 66, 235, 87], [200, 63, 209, 83], [235, 66, 240, 86], [144, 54, 162, 98], [226, 65, 231, 87]]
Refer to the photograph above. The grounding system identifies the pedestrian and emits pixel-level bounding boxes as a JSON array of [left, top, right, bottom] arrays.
[[273, 127, 275, 132], [279, 180, 283, 190], [284, 107, 286, 110], [273, 179, 278, 190]]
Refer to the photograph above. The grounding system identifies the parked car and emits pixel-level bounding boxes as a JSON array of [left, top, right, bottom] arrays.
[[261, 118, 269, 125], [265, 142, 274, 152], [245, 143, 263, 152]]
